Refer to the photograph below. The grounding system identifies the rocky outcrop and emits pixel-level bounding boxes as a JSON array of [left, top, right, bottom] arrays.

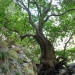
[[0, 37, 36, 75]]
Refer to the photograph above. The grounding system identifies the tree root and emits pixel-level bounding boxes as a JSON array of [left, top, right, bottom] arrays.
[[36, 57, 67, 75]]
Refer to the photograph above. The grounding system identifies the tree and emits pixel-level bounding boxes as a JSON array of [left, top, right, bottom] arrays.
[[15, 0, 75, 75], [16, 0, 56, 68], [1, 0, 75, 75]]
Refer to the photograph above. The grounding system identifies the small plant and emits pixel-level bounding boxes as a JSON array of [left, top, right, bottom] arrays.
[[9, 50, 18, 59], [18, 59, 24, 64], [1, 64, 8, 74], [16, 72, 21, 75], [1, 51, 6, 61]]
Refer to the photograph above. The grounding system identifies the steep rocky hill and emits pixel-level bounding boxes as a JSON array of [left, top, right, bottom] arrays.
[[0, 37, 36, 75]]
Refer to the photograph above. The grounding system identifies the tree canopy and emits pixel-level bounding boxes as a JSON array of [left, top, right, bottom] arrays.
[[0, 0, 75, 44]]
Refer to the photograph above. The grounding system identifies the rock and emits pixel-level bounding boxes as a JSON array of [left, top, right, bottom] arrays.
[[68, 63, 75, 70], [0, 69, 2, 72], [59, 69, 67, 74], [72, 73, 75, 75], [0, 37, 35, 75]]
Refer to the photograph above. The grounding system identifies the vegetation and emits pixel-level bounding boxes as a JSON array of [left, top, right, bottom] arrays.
[[0, 0, 75, 75], [1, 64, 8, 74], [16, 72, 21, 75]]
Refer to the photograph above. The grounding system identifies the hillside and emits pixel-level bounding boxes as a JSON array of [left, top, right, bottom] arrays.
[[0, 37, 36, 75]]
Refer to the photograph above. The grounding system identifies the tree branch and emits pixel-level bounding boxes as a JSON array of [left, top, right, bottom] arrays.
[[44, 8, 75, 23], [43, 0, 52, 15], [4, 24, 34, 41], [63, 32, 75, 56], [20, 34, 34, 40], [15, 0, 47, 43], [16, 0, 38, 31], [38, 0, 52, 32], [4, 25, 20, 35], [30, 1, 41, 15]]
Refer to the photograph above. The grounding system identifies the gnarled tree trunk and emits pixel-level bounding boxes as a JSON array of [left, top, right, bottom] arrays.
[[33, 33, 57, 75]]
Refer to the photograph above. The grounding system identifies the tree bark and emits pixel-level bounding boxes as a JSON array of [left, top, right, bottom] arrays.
[[33, 33, 57, 75]]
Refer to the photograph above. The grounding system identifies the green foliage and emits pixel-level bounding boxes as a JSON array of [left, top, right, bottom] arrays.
[[18, 59, 24, 64], [1, 64, 8, 74], [56, 47, 75, 63], [0, 50, 6, 61], [0, 0, 12, 31], [0, 0, 75, 43], [9, 50, 18, 59], [16, 72, 21, 75], [1, 51, 6, 61]]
